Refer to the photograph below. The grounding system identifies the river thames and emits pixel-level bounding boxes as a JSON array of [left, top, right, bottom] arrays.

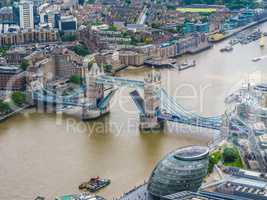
[[2, 23, 267, 200]]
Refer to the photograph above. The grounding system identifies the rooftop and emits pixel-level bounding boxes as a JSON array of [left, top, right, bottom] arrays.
[[174, 146, 209, 161], [0, 65, 22, 74], [0, 7, 12, 14], [60, 15, 77, 22], [228, 177, 267, 189]]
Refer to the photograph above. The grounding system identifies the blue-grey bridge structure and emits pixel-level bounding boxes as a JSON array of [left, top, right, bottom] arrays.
[[28, 67, 227, 132]]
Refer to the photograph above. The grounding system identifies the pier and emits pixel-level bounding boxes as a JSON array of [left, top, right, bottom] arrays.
[[144, 58, 176, 68], [144, 58, 196, 71]]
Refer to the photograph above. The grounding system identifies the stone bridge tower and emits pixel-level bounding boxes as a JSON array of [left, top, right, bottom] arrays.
[[82, 63, 107, 120], [86, 63, 104, 107], [140, 70, 164, 131]]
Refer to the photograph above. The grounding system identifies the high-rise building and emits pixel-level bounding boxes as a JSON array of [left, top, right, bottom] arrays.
[[58, 15, 77, 33], [19, 0, 34, 29]]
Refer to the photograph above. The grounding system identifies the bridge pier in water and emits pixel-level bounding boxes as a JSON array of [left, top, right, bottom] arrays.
[[139, 71, 164, 131]]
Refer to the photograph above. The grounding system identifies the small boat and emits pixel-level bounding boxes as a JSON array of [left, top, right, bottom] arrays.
[[79, 177, 111, 192], [252, 57, 262, 62], [229, 39, 239, 46], [55, 193, 106, 200], [178, 60, 196, 71], [220, 46, 233, 52]]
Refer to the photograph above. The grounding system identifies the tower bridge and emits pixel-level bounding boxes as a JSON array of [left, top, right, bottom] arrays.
[[27, 63, 228, 135]]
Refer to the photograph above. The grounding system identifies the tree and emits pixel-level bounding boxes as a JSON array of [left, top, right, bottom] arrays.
[[124, 0, 131, 5], [103, 64, 112, 72], [11, 91, 26, 106], [0, 100, 11, 114], [73, 45, 90, 57], [109, 24, 117, 31], [0, 46, 10, 57], [208, 151, 222, 173], [70, 74, 82, 85], [223, 147, 238, 163], [176, 25, 184, 34], [20, 59, 29, 71], [151, 23, 161, 29]]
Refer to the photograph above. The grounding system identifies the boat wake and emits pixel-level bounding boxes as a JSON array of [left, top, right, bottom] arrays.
[[252, 55, 267, 62]]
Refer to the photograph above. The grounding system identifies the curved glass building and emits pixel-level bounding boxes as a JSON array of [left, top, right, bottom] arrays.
[[147, 146, 209, 198]]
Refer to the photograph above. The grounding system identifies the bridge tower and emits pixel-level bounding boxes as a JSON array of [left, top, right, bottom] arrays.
[[140, 70, 164, 131], [26, 84, 34, 106], [82, 63, 108, 120]]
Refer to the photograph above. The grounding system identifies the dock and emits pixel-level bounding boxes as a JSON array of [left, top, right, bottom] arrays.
[[144, 58, 176, 68], [144, 58, 196, 71]]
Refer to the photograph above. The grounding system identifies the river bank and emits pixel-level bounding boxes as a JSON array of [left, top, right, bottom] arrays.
[[209, 16, 267, 42], [0, 105, 30, 122]]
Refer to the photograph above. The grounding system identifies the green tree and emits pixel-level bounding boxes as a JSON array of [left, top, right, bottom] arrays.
[[109, 24, 117, 31], [151, 23, 161, 29], [176, 25, 184, 33], [124, 0, 131, 5], [223, 147, 238, 163], [70, 74, 82, 85], [0, 100, 11, 114], [20, 59, 29, 71], [73, 45, 90, 57], [208, 151, 222, 173], [103, 64, 112, 72], [0, 46, 10, 57], [11, 91, 26, 106]]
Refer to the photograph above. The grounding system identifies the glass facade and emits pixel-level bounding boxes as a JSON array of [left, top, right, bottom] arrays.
[[147, 146, 209, 198]]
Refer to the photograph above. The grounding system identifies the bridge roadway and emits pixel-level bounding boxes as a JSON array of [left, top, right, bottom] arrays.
[[32, 90, 84, 107], [96, 75, 145, 88], [32, 88, 117, 109]]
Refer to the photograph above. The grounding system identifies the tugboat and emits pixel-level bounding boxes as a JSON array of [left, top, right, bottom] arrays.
[[79, 177, 111, 192], [55, 193, 106, 200], [220, 45, 233, 52]]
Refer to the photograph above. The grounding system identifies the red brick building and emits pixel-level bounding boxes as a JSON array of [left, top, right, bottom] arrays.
[[0, 65, 26, 90]]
